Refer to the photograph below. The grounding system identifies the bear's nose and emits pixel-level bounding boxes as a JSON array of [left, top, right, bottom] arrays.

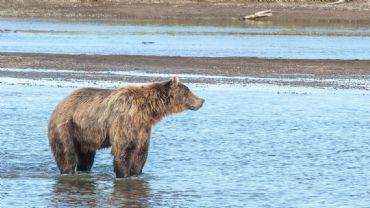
[[198, 99, 205, 108]]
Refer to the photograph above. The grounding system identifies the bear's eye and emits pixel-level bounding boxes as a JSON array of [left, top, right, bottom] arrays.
[[181, 85, 189, 91]]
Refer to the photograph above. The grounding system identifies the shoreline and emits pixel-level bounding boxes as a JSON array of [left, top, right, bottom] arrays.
[[0, 52, 369, 89]]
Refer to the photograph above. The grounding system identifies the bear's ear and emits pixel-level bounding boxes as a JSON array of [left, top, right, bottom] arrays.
[[171, 77, 180, 87]]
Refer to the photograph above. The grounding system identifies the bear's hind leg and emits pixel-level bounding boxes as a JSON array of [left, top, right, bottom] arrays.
[[77, 152, 96, 172], [60, 141, 78, 174], [50, 138, 77, 174], [49, 122, 78, 174], [50, 138, 65, 172]]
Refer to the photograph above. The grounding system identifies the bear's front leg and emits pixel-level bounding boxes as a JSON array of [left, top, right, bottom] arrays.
[[113, 157, 129, 178], [130, 144, 149, 176], [113, 142, 136, 178]]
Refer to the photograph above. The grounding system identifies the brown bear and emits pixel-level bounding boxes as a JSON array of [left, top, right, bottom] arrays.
[[48, 77, 204, 178]]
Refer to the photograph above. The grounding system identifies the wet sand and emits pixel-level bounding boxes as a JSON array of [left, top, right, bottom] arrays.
[[1, 0, 370, 28], [0, 52, 369, 89]]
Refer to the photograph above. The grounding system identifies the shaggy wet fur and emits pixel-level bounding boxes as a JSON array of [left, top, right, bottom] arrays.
[[48, 78, 204, 178]]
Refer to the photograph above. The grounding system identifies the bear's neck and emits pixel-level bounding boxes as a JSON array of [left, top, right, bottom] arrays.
[[125, 84, 171, 126], [145, 88, 170, 125]]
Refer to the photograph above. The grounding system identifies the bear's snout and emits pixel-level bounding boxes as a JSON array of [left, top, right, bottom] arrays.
[[189, 98, 205, 111]]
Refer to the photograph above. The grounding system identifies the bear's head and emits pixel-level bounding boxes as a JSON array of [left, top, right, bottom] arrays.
[[167, 77, 205, 114]]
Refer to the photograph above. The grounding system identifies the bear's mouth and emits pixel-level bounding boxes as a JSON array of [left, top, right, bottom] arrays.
[[189, 105, 200, 110], [189, 99, 205, 111]]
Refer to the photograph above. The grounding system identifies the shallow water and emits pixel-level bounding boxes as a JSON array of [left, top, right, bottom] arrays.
[[1, 79, 370, 207], [1, 18, 370, 59]]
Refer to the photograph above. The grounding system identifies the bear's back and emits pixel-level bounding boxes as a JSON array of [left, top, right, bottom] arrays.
[[71, 87, 113, 102], [50, 87, 114, 123]]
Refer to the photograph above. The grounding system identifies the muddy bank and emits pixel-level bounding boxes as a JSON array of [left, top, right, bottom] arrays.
[[1, 0, 370, 27], [0, 52, 369, 89]]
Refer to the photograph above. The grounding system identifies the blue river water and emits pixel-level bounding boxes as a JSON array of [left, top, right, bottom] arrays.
[[1, 17, 370, 207], [0, 18, 370, 59], [0, 79, 370, 207]]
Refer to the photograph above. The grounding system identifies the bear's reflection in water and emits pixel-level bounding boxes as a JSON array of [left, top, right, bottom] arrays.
[[50, 174, 149, 207], [50, 175, 98, 207], [111, 178, 149, 207]]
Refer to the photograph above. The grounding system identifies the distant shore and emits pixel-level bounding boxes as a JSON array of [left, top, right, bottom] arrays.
[[0, 52, 369, 89], [1, 0, 370, 27], [1, 1, 369, 89]]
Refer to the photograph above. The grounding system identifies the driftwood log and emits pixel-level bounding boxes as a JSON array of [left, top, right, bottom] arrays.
[[243, 10, 272, 21], [327, 0, 345, 5]]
